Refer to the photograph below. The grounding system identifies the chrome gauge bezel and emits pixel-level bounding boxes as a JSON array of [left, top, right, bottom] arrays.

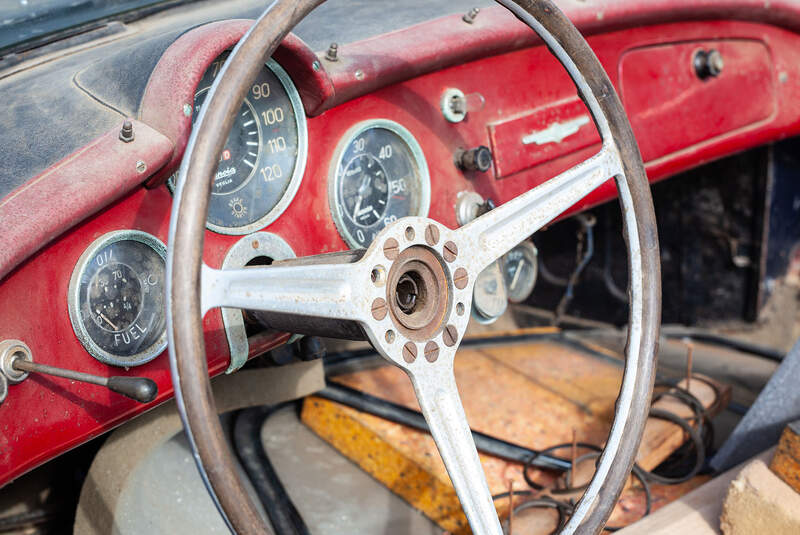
[[169, 59, 308, 236], [68, 230, 168, 367], [328, 119, 431, 249], [503, 241, 539, 304]]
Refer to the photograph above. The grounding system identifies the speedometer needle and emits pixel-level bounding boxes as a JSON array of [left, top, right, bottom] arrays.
[[99, 311, 119, 331]]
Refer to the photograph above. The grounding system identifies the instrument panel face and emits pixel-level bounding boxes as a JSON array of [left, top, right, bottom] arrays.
[[68, 231, 167, 367], [180, 51, 308, 235], [329, 120, 430, 248]]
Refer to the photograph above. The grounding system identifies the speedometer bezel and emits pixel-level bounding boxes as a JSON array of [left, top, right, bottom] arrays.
[[202, 58, 308, 235], [68, 230, 168, 367], [328, 119, 431, 249]]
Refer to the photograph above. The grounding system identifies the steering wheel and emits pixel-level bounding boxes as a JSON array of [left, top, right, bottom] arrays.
[[167, 0, 661, 533]]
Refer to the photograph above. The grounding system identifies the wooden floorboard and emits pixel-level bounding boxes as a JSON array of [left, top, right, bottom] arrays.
[[302, 339, 729, 533]]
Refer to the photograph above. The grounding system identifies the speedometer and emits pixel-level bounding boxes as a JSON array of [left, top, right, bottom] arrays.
[[329, 120, 430, 248], [177, 51, 307, 234]]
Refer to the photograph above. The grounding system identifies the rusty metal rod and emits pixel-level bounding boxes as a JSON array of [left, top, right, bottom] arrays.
[[12, 359, 157, 403]]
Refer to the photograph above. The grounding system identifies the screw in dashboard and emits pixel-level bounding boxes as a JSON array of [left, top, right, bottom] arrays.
[[463, 7, 480, 24], [119, 119, 134, 143], [325, 42, 339, 62]]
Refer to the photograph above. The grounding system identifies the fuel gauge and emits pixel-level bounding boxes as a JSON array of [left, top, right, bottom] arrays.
[[503, 242, 538, 304], [68, 231, 167, 367]]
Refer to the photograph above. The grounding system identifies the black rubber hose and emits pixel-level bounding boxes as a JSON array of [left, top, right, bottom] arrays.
[[318, 382, 572, 471], [662, 328, 785, 362], [522, 442, 602, 490], [233, 405, 311, 535], [639, 408, 706, 485]]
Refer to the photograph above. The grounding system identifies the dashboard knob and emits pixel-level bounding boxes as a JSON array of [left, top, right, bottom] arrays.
[[694, 49, 724, 80], [456, 146, 493, 173]]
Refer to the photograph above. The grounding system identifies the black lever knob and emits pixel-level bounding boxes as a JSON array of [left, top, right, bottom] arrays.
[[106, 376, 158, 403], [694, 49, 724, 80]]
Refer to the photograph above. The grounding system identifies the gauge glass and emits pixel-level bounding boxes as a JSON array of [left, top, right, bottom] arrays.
[[472, 261, 508, 323], [330, 120, 430, 248], [503, 242, 539, 304], [172, 51, 307, 234], [68, 231, 167, 367]]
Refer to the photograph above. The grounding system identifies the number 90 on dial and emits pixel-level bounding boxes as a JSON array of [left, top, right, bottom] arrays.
[[328, 119, 431, 248]]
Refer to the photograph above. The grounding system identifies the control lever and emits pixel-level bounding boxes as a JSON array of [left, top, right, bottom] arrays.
[[12, 360, 157, 404], [0, 340, 157, 404]]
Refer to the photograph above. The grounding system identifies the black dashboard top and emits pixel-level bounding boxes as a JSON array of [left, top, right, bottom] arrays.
[[0, 0, 490, 200]]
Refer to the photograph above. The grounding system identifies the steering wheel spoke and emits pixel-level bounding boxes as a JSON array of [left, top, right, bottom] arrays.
[[409, 365, 504, 535], [457, 146, 622, 274], [200, 259, 370, 323]]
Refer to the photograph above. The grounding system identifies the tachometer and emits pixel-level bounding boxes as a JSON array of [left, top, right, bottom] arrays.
[[175, 51, 307, 234], [329, 120, 430, 248], [68, 231, 167, 367]]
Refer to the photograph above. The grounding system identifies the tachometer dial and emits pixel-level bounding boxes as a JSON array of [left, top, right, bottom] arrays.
[[68, 231, 167, 367], [172, 51, 307, 235], [503, 241, 538, 303], [330, 120, 430, 248]]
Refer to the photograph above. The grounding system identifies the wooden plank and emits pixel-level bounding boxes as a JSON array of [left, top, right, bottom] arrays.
[[301, 341, 729, 533], [616, 449, 775, 535], [769, 420, 800, 494], [476, 341, 623, 419]]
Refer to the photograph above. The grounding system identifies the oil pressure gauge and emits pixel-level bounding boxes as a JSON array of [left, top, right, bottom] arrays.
[[68, 231, 167, 367], [503, 241, 538, 304]]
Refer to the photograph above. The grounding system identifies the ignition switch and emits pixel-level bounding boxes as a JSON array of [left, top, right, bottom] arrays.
[[455, 145, 493, 173], [694, 49, 724, 80]]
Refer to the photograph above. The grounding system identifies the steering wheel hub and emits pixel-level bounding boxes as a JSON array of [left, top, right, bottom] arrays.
[[385, 245, 449, 340]]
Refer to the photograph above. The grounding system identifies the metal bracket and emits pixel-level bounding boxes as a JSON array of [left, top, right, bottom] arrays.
[[0, 340, 33, 406], [220, 233, 296, 373]]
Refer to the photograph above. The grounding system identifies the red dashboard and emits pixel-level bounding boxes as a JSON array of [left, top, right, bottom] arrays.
[[3, 4, 800, 487]]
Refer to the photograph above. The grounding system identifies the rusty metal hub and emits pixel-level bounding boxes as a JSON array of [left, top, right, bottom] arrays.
[[386, 245, 449, 341]]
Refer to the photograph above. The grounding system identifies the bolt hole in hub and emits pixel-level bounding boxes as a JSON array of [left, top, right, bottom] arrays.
[[386, 245, 450, 342]]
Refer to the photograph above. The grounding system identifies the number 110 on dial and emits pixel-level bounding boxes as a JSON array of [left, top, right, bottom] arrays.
[[329, 120, 431, 249]]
